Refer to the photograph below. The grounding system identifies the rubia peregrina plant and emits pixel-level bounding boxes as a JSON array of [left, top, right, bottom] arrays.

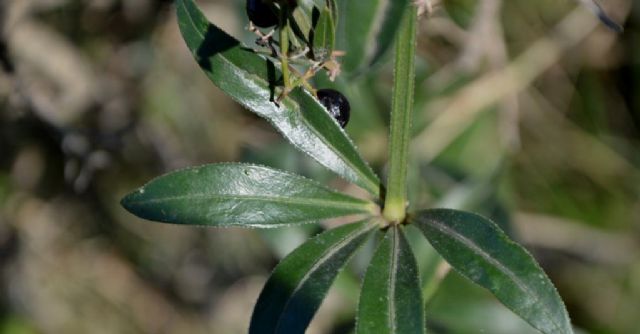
[[119, 0, 593, 333]]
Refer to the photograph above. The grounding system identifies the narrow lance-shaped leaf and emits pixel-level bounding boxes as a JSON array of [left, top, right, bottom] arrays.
[[310, 2, 336, 60], [356, 225, 425, 334], [288, 0, 328, 43], [176, 0, 381, 196], [121, 164, 375, 228], [412, 209, 573, 334], [250, 220, 375, 333], [337, 0, 410, 76], [289, 1, 314, 48]]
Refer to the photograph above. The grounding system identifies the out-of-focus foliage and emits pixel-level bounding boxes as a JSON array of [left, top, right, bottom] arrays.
[[0, 0, 638, 333]]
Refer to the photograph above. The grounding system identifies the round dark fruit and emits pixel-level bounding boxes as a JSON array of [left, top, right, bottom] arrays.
[[317, 89, 350, 128], [246, 0, 279, 28]]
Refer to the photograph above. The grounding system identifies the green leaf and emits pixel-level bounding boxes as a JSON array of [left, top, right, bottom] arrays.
[[427, 272, 541, 334], [289, 1, 314, 48], [337, 0, 410, 75], [176, 0, 381, 196], [356, 225, 425, 334], [412, 209, 573, 334], [310, 1, 336, 60], [121, 164, 375, 228], [250, 220, 375, 333]]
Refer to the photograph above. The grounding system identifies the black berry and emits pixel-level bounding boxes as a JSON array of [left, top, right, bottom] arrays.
[[317, 89, 350, 128], [246, 0, 279, 28]]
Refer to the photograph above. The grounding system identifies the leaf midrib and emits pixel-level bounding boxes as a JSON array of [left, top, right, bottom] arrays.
[[388, 228, 399, 333], [426, 218, 564, 333], [178, 0, 379, 195], [127, 193, 370, 211], [273, 223, 372, 332]]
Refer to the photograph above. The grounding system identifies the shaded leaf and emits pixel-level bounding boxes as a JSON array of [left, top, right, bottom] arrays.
[[356, 225, 425, 334], [121, 164, 374, 228], [337, 0, 410, 75], [310, 2, 336, 60], [176, 0, 381, 196], [288, 1, 313, 49], [288, 0, 326, 42], [412, 209, 573, 334], [250, 220, 375, 333]]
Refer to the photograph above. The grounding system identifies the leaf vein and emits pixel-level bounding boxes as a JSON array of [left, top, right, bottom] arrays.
[[274, 223, 372, 332], [178, 0, 379, 195], [128, 193, 369, 211], [388, 228, 399, 333], [427, 219, 563, 333]]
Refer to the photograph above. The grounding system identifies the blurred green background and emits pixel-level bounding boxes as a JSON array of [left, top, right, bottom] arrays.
[[0, 0, 638, 333]]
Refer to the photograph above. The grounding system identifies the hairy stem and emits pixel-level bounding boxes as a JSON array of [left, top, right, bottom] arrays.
[[383, 4, 418, 223]]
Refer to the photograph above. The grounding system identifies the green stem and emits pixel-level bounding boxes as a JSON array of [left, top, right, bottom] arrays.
[[279, 8, 291, 91], [382, 4, 418, 223]]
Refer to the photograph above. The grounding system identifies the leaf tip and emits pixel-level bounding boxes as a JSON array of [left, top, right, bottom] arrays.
[[120, 188, 145, 216]]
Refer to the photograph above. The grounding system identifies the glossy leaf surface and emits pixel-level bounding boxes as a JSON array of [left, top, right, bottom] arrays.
[[121, 164, 374, 228], [356, 226, 425, 334], [250, 220, 375, 333], [412, 209, 573, 334], [176, 0, 381, 196], [427, 273, 541, 334], [337, 0, 410, 75]]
